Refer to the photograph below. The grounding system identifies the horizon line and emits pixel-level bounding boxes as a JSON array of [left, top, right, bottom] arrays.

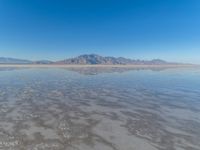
[[0, 54, 198, 65]]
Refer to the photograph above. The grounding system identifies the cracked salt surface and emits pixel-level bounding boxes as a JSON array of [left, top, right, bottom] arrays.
[[0, 67, 200, 150]]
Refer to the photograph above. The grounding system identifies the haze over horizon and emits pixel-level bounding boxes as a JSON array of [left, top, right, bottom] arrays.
[[0, 0, 200, 64]]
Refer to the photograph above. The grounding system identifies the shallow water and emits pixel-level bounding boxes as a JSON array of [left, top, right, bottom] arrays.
[[0, 67, 200, 150]]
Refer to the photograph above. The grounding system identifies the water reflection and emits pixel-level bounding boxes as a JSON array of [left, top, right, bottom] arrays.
[[0, 67, 200, 150], [64, 67, 170, 75], [0, 66, 194, 75]]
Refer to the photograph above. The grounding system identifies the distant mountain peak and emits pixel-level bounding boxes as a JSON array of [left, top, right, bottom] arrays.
[[56, 54, 171, 65], [0, 54, 177, 65]]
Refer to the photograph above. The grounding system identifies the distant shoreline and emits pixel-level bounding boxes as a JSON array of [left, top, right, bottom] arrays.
[[0, 64, 198, 68]]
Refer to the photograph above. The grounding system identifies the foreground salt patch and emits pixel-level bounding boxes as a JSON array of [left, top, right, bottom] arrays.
[[0, 68, 200, 150]]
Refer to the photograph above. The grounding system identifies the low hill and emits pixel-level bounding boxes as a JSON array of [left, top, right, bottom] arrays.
[[0, 57, 32, 64]]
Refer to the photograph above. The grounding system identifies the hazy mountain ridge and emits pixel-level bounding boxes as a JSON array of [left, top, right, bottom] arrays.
[[33, 60, 54, 64], [0, 57, 32, 64], [0, 54, 177, 65], [56, 54, 175, 65]]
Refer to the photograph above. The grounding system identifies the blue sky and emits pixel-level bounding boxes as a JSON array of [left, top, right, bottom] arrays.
[[0, 0, 200, 63]]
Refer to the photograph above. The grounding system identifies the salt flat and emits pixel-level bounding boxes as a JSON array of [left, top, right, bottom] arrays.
[[0, 67, 200, 150]]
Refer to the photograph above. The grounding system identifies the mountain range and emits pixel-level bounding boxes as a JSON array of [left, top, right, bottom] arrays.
[[0, 54, 177, 65], [0, 57, 32, 64]]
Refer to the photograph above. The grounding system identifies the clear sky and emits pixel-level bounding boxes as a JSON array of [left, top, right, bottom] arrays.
[[0, 0, 200, 63]]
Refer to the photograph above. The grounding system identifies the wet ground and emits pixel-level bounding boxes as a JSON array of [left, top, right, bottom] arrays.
[[0, 67, 200, 150]]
